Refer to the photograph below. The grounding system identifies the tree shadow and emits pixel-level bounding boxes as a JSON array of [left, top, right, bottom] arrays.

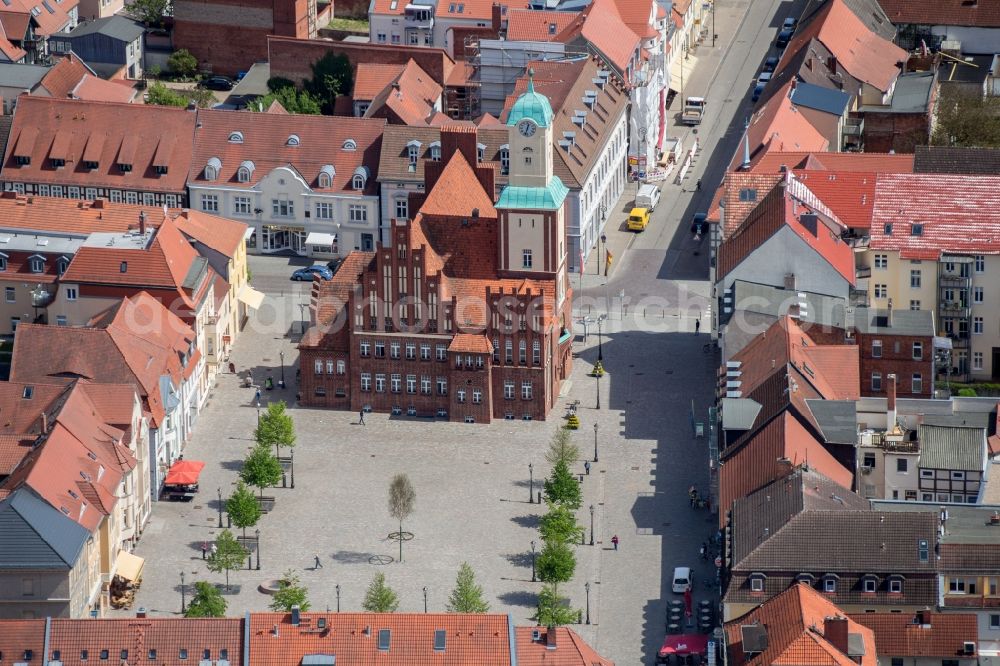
[[220, 460, 245, 471], [504, 551, 534, 568], [510, 514, 541, 529], [331, 550, 377, 565], [497, 590, 538, 608]]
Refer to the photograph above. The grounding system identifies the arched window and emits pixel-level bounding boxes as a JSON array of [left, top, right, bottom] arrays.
[[286, 134, 300, 147], [204, 157, 221, 181], [352, 166, 369, 190], [342, 139, 357, 151], [429, 141, 441, 161], [476, 143, 486, 162], [318, 165, 335, 189], [56, 256, 69, 276], [406, 140, 422, 165], [499, 145, 509, 175], [237, 160, 254, 183], [228, 131, 244, 143]]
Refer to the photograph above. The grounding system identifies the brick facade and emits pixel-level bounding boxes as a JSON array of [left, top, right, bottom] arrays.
[[856, 330, 934, 399]]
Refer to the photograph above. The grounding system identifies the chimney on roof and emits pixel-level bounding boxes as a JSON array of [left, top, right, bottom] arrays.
[[823, 616, 850, 656], [783, 273, 796, 290], [545, 626, 557, 650], [136, 607, 147, 618], [916, 608, 932, 627], [887, 373, 897, 428], [41, 411, 47, 433], [139, 211, 146, 236], [291, 605, 300, 626], [92, 199, 104, 209], [272, 624, 280, 637]]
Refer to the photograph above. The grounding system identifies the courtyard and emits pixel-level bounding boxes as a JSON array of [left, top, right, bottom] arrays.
[[117, 254, 718, 664]]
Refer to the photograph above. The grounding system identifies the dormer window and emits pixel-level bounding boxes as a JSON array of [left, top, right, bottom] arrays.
[[342, 139, 357, 151], [28, 255, 44, 273], [204, 157, 221, 181], [429, 141, 441, 161], [286, 134, 300, 147], [118, 162, 132, 173], [749, 573, 766, 593], [476, 143, 486, 162], [499, 145, 509, 174], [888, 576, 903, 594], [50, 157, 65, 168], [56, 256, 69, 275], [353, 166, 369, 190], [237, 160, 255, 183], [228, 131, 244, 143], [154, 165, 168, 175], [83, 160, 98, 170], [0, 253, 8, 271], [15, 155, 30, 166], [861, 575, 878, 593], [822, 574, 839, 593], [407, 140, 421, 165], [795, 573, 816, 585], [318, 165, 335, 188]]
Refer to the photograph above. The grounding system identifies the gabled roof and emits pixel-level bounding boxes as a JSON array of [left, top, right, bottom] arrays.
[[376, 125, 509, 184], [190, 109, 384, 195], [918, 425, 985, 471], [876, 0, 1000, 28], [2, 96, 195, 194], [418, 150, 497, 218], [0, 619, 44, 664], [505, 8, 580, 41], [363, 59, 443, 126], [48, 618, 244, 666], [434, 0, 495, 20], [566, 0, 639, 74], [38, 52, 93, 98], [791, 170, 878, 231], [725, 584, 877, 666], [0, 0, 78, 36], [0, 487, 89, 567], [610, 0, 658, 38], [172, 209, 248, 257], [750, 148, 915, 174], [914, 145, 1000, 175], [869, 173, 1000, 257], [369, 0, 407, 16], [848, 611, 979, 658], [515, 626, 614, 666], [353, 62, 406, 101], [70, 73, 138, 104], [0, 20, 27, 62], [790, 81, 851, 116], [62, 14, 144, 42], [738, 81, 830, 168]]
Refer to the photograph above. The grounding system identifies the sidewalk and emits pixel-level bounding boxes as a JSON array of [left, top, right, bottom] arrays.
[[576, 183, 639, 290]]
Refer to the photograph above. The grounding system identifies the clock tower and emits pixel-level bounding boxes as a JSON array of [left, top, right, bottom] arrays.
[[496, 71, 569, 305]]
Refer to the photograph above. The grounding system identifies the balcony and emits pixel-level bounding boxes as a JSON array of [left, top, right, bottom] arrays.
[[946, 333, 970, 349], [404, 5, 433, 29], [939, 302, 971, 319], [856, 266, 871, 279], [843, 117, 864, 136], [939, 274, 971, 288]]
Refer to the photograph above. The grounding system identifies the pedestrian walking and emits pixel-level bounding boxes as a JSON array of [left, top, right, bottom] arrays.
[[584, 460, 591, 475], [695, 318, 701, 334], [255, 388, 261, 405], [611, 534, 619, 551], [696, 179, 702, 191], [314, 555, 323, 569], [201, 542, 208, 560], [359, 410, 366, 425], [210, 543, 217, 557]]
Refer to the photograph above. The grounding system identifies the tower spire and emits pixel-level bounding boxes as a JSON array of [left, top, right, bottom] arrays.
[[527, 68, 535, 94]]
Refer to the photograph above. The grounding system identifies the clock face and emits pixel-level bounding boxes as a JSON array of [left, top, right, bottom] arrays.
[[518, 120, 536, 137]]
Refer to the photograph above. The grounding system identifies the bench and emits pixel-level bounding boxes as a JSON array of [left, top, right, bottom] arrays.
[[256, 496, 276, 513], [161, 490, 196, 502]]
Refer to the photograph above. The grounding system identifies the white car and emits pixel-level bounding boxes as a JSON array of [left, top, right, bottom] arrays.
[[672, 566, 692, 593]]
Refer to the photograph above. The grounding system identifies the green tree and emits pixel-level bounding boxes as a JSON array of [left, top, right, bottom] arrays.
[[543, 460, 582, 510], [267, 76, 296, 92], [362, 572, 399, 612], [226, 481, 262, 538], [546, 428, 580, 467], [145, 81, 187, 107], [957, 387, 978, 397], [255, 400, 296, 458], [250, 86, 322, 115], [184, 581, 227, 617], [207, 529, 248, 591], [536, 539, 576, 584], [129, 0, 171, 26], [446, 562, 489, 613], [304, 52, 353, 114], [535, 583, 578, 626], [388, 473, 416, 564], [167, 49, 198, 78], [240, 445, 283, 499], [932, 88, 1000, 148], [539, 502, 584, 545], [270, 569, 311, 612]]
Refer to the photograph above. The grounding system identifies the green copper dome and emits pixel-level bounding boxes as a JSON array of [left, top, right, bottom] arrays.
[[506, 70, 554, 128]]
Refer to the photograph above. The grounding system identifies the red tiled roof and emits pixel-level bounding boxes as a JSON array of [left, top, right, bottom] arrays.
[[434, 0, 495, 20], [354, 63, 406, 100], [301, 250, 374, 347], [750, 149, 915, 174], [370, 0, 407, 15], [48, 618, 244, 666], [515, 627, 614, 666], [0, 19, 27, 61], [189, 109, 384, 195], [0, 619, 45, 664], [791, 171, 877, 231], [40, 53, 92, 98], [735, 81, 829, 169], [418, 150, 497, 218], [572, 0, 638, 74], [848, 612, 978, 658], [248, 612, 511, 666], [715, 172, 783, 237], [781, 0, 904, 92], [877, 0, 1000, 28], [172, 209, 248, 257], [869, 173, 1000, 257], [476, 113, 502, 127], [611, 0, 658, 38], [70, 74, 138, 103], [364, 59, 443, 126], [1, 0, 77, 36], [726, 584, 877, 666], [449, 333, 493, 353], [505, 8, 580, 41]]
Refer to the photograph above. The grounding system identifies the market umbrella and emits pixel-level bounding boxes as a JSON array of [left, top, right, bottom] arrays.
[[658, 634, 709, 658], [164, 460, 205, 485]]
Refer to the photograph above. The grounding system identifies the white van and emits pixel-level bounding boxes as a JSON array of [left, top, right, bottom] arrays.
[[636, 184, 661, 211], [672, 566, 692, 593]]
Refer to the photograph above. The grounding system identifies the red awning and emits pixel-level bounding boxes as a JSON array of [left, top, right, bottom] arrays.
[[164, 460, 205, 485], [659, 634, 709, 657]]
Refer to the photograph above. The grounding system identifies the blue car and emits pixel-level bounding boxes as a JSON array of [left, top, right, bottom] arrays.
[[291, 265, 333, 281]]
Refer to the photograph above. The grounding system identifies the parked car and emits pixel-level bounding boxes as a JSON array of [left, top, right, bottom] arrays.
[[752, 71, 773, 101], [325, 258, 342, 274], [635, 184, 662, 211], [782, 16, 797, 31], [291, 265, 333, 281], [763, 55, 779, 73], [776, 27, 794, 48], [690, 213, 707, 236], [672, 566, 692, 593], [200, 76, 235, 91], [628, 207, 650, 232]]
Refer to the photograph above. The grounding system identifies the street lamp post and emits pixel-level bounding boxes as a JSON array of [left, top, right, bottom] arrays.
[[597, 314, 606, 361], [217, 487, 223, 528], [528, 462, 534, 504], [289, 448, 295, 489], [593, 423, 599, 463], [180, 571, 186, 614], [335, 584, 341, 612], [712, 0, 716, 47], [423, 586, 428, 613], [589, 504, 595, 546], [279, 351, 285, 388], [596, 371, 601, 410], [530, 540, 537, 582], [585, 582, 591, 624], [255, 528, 260, 570], [299, 303, 307, 336]]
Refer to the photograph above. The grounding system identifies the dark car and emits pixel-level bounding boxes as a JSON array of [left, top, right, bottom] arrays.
[[200, 76, 235, 91], [763, 55, 779, 73], [325, 258, 342, 274], [291, 265, 333, 281], [776, 27, 794, 48], [691, 213, 707, 236], [782, 17, 797, 31]]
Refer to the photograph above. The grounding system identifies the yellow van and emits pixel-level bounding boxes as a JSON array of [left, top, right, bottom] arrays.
[[628, 207, 650, 231]]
